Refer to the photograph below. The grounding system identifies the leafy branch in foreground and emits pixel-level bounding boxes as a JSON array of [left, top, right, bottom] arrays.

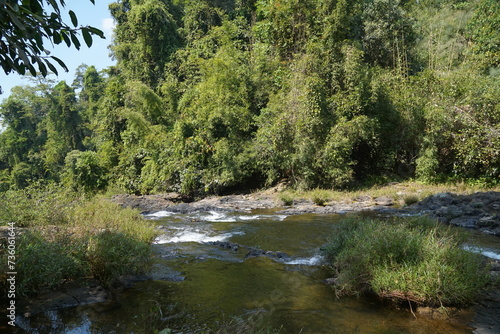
[[0, 0, 105, 79]]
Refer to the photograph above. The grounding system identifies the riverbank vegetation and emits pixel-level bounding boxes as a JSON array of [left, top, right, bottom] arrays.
[[0, 183, 157, 298], [0, 0, 498, 197], [278, 180, 500, 207], [0, 0, 498, 315], [322, 216, 491, 307]]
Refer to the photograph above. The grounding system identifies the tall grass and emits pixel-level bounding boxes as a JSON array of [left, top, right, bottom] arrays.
[[322, 216, 490, 307], [0, 186, 157, 298]]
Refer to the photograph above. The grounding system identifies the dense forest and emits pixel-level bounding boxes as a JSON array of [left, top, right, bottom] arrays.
[[0, 0, 498, 196]]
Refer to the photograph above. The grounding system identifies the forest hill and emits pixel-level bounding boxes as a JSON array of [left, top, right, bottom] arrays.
[[0, 0, 498, 195]]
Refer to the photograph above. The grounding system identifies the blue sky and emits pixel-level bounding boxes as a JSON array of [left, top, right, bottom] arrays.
[[0, 0, 116, 103]]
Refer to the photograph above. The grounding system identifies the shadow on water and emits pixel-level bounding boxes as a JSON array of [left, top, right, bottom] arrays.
[[12, 211, 482, 333]]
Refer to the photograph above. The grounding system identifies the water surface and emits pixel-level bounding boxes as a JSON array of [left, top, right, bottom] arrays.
[[16, 210, 493, 333]]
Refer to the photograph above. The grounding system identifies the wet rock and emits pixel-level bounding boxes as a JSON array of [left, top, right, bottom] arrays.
[[477, 216, 500, 229], [450, 216, 482, 228], [245, 248, 266, 258], [436, 205, 464, 219], [408, 191, 500, 235], [472, 288, 500, 334], [207, 241, 240, 252], [21, 280, 108, 316], [355, 195, 372, 202]]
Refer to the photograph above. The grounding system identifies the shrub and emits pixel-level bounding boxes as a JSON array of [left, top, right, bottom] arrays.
[[16, 231, 87, 296], [63, 150, 108, 192], [279, 192, 294, 206], [69, 196, 157, 243], [403, 194, 420, 206], [0, 187, 157, 296], [86, 231, 152, 283], [0, 182, 78, 227], [309, 189, 331, 206], [323, 217, 490, 306]]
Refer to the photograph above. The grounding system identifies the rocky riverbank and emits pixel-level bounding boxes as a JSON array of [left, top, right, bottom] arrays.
[[111, 189, 500, 334], [7, 188, 498, 332], [112, 190, 500, 236]]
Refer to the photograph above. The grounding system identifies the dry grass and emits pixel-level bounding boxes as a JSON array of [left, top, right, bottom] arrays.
[[277, 181, 500, 207]]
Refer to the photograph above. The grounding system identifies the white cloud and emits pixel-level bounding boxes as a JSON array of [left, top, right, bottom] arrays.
[[102, 18, 116, 38]]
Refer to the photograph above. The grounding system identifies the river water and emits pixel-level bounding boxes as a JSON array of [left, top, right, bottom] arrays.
[[14, 210, 500, 333]]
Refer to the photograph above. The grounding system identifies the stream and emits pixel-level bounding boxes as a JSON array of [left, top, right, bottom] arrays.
[[14, 209, 500, 333]]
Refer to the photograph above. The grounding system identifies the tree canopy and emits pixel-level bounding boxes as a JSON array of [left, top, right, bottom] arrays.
[[0, 0, 498, 194]]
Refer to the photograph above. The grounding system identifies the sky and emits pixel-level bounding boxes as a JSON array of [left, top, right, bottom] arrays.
[[0, 0, 117, 103]]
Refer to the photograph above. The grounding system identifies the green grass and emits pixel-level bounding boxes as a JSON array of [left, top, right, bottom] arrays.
[[278, 191, 294, 206], [308, 189, 332, 206], [0, 185, 157, 298], [322, 216, 491, 307]]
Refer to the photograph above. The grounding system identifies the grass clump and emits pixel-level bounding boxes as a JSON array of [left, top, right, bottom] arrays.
[[323, 216, 490, 307], [308, 189, 331, 206], [0, 186, 157, 298], [403, 194, 420, 206], [278, 191, 294, 206]]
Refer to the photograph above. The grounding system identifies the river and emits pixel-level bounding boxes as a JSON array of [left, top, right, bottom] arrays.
[[14, 209, 500, 333]]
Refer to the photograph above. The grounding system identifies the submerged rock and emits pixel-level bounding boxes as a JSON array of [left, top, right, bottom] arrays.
[[20, 280, 108, 317]]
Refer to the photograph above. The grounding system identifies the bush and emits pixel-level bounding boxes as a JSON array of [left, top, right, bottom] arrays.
[[308, 189, 331, 206], [0, 182, 78, 227], [0, 187, 157, 297], [403, 194, 420, 206], [69, 196, 157, 243], [63, 150, 108, 192], [278, 192, 294, 206], [16, 231, 87, 296], [323, 217, 490, 306], [86, 231, 152, 283]]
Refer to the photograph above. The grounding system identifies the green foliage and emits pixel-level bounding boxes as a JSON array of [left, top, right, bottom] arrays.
[[0, 182, 76, 227], [110, 0, 181, 87], [63, 150, 108, 192], [278, 192, 294, 206], [86, 230, 152, 283], [16, 231, 87, 296], [466, 0, 500, 68], [0, 187, 156, 296], [0, 0, 498, 194], [69, 195, 157, 244], [323, 217, 490, 306], [308, 189, 331, 206], [362, 0, 415, 70], [0, 0, 104, 83]]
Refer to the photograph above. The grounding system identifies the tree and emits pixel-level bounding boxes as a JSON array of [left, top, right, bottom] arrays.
[[0, 0, 104, 86], [110, 0, 180, 88]]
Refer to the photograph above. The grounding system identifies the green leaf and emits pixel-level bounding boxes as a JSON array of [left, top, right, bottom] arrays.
[[47, 0, 61, 14], [37, 60, 47, 77], [53, 33, 62, 45], [61, 31, 71, 47], [51, 56, 69, 72], [6, 10, 26, 31], [88, 27, 105, 39], [44, 59, 59, 75], [28, 64, 37, 76], [70, 31, 81, 50], [82, 29, 92, 48], [69, 10, 78, 27]]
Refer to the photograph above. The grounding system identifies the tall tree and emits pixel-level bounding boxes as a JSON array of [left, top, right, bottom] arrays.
[[110, 0, 181, 88]]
